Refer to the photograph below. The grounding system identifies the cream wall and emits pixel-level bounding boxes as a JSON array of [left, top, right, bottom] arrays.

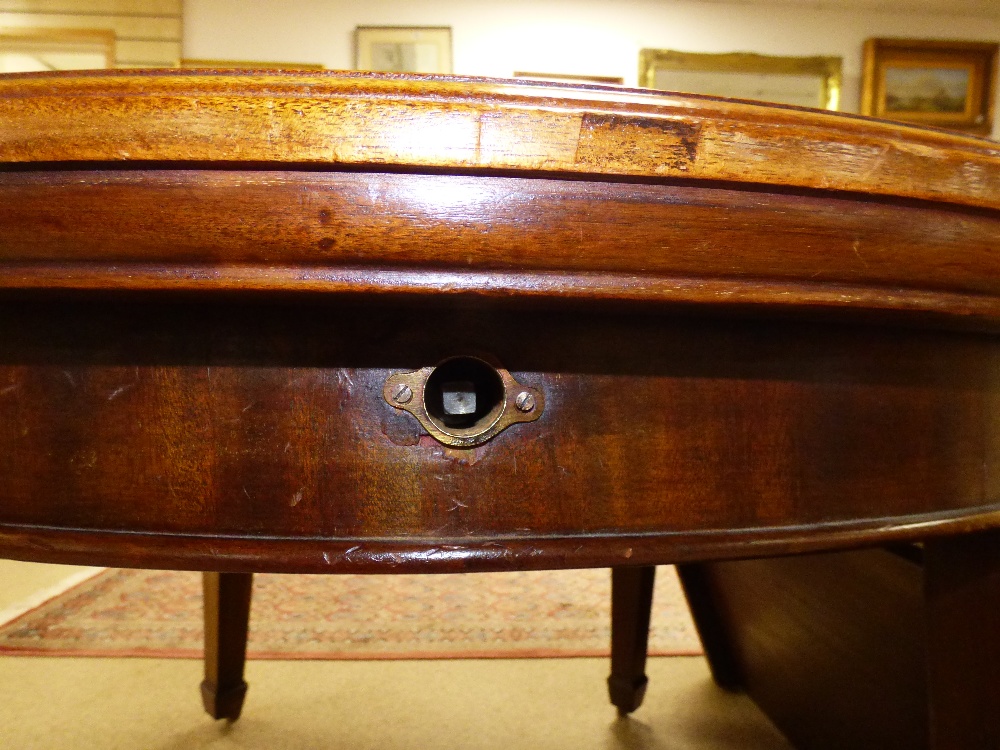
[[183, 0, 1000, 137]]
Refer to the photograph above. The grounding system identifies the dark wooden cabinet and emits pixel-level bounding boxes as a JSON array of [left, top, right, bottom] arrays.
[[1, 70, 999, 746]]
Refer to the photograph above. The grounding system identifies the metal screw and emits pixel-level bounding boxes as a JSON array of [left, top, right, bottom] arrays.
[[392, 383, 413, 405], [515, 391, 535, 412]]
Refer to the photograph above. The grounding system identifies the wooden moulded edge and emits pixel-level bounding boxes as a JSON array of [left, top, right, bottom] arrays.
[[3, 505, 1000, 574], [1, 264, 1000, 330], [0, 70, 999, 213]]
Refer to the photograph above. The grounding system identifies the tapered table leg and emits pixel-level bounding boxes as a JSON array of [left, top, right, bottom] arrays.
[[676, 563, 743, 690], [924, 531, 1000, 749], [201, 571, 253, 721], [608, 565, 656, 715]]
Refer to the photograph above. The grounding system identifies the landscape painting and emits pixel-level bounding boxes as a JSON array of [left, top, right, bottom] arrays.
[[862, 38, 997, 134], [883, 65, 970, 114]]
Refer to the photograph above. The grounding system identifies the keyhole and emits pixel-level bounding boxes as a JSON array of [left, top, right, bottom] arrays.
[[423, 356, 505, 432]]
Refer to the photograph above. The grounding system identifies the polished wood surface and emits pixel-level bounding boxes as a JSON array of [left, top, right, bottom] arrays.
[[608, 565, 656, 715], [2, 70, 998, 210], [4, 169, 1000, 324], [201, 572, 253, 721], [924, 532, 1000, 748], [682, 537, 1000, 750], [681, 549, 928, 749], [1, 303, 999, 571], [1, 72, 1000, 323], [676, 564, 741, 691], [2, 71, 1000, 744], [2, 72, 1000, 572]]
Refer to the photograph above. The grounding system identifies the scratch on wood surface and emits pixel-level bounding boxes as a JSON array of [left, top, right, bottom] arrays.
[[571, 113, 583, 166], [107, 383, 134, 401], [337, 369, 354, 392], [1, 383, 19, 396], [475, 112, 483, 164], [861, 144, 890, 182], [852, 238, 870, 268], [291, 488, 304, 507]]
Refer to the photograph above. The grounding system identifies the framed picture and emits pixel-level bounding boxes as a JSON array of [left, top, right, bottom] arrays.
[[355, 26, 452, 75], [513, 72, 624, 86], [0, 28, 114, 73], [862, 39, 998, 135], [180, 60, 324, 70], [639, 50, 841, 110]]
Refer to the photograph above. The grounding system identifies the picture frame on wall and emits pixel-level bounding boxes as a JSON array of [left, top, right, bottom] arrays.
[[0, 28, 115, 73], [862, 38, 998, 135], [355, 26, 452, 75], [639, 50, 842, 110], [180, 60, 324, 70], [513, 72, 624, 86]]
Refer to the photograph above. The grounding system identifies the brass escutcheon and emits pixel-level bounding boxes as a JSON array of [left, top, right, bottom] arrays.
[[383, 356, 544, 448]]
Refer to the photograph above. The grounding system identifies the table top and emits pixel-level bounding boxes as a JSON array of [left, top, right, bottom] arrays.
[[1, 71, 1000, 574], [1, 69, 1000, 324]]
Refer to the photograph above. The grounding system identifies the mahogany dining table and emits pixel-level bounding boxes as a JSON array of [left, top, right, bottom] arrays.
[[1, 70, 999, 749]]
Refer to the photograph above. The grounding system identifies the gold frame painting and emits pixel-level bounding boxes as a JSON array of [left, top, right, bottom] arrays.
[[639, 50, 842, 110], [862, 38, 998, 135], [180, 59, 323, 70], [513, 72, 624, 86], [355, 26, 452, 75], [0, 27, 115, 72]]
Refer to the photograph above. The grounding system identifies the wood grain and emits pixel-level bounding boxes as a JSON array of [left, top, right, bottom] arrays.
[[201, 571, 252, 721], [0, 71, 998, 211], [2, 170, 1000, 325], [5, 70, 1000, 743], [686, 538, 1000, 749], [924, 531, 1000, 748], [1, 301, 999, 572], [682, 550, 929, 749], [608, 566, 656, 714], [1, 72, 1000, 574]]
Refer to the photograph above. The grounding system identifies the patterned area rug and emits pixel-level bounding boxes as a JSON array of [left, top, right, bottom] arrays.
[[0, 566, 702, 659]]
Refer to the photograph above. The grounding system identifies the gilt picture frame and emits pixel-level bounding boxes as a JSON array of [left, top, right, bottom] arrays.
[[513, 72, 624, 86], [354, 26, 452, 75], [862, 39, 998, 135], [639, 50, 842, 110], [180, 59, 324, 70], [0, 27, 115, 73]]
